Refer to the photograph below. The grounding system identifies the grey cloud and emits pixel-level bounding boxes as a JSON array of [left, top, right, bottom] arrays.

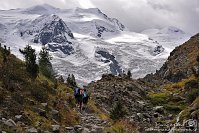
[[0, 0, 80, 9], [0, 0, 198, 35], [90, 0, 199, 35]]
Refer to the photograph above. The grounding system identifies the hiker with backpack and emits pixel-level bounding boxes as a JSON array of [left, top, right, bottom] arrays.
[[74, 87, 84, 112], [74, 87, 90, 112], [79, 88, 84, 111], [83, 88, 89, 105]]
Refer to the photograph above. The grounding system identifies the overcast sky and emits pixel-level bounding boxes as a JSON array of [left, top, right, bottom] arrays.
[[0, 0, 198, 35]]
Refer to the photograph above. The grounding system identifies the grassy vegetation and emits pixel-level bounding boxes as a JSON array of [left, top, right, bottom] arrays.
[[147, 76, 198, 118], [87, 99, 109, 120], [148, 92, 169, 105], [180, 96, 199, 121], [0, 46, 79, 132], [106, 120, 136, 133]]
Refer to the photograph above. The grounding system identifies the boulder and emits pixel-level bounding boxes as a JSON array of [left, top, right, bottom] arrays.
[[4, 119, 16, 127], [65, 127, 74, 131], [27, 127, 38, 133], [82, 128, 89, 133], [52, 109, 59, 115], [51, 109, 60, 120], [74, 125, 82, 131], [15, 115, 22, 120], [33, 107, 47, 118], [41, 103, 48, 107], [52, 125, 60, 133], [154, 106, 165, 114]]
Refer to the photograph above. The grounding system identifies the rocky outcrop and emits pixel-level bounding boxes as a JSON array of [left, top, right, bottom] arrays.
[[31, 15, 75, 55], [34, 15, 74, 45], [87, 74, 155, 130], [95, 24, 114, 38], [95, 50, 122, 75], [47, 43, 74, 55], [95, 8, 125, 31], [152, 45, 164, 56]]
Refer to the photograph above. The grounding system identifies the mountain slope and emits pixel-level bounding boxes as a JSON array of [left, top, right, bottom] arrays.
[[0, 45, 113, 133], [87, 74, 155, 132], [144, 33, 199, 84], [143, 33, 199, 131], [0, 46, 80, 132]]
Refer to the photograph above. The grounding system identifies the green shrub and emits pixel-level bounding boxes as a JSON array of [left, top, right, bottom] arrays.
[[112, 126, 127, 133], [185, 80, 199, 90], [30, 84, 48, 102], [163, 104, 182, 112], [149, 93, 168, 105], [184, 80, 199, 103], [39, 47, 54, 79], [67, 95, 76, 108], [12, 93, 24, 104], [0, 89, 6, 104], [110, 101, 128, 120], [186, 89, 199, 103]]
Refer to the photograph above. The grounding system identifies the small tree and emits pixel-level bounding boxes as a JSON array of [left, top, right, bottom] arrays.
[[195, 55, 199, 78], [2, 45, 10, 63], [127, 70, 132, 78], [110, 100, 127, 120], [67, 74, 71, 85], [38, 46, 54, 79], [19, 45, 39, 78], [58, 76, 65, 83], [71, 74, 77, 87], [67, 74, 77, 87]]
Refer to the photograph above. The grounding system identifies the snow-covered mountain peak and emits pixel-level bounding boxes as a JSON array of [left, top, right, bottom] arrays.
[[32, 15, 74, 45], [73, 7, 125, 31], [22, 4, 60, 14]]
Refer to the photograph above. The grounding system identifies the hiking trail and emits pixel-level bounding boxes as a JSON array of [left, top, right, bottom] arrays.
[[65, 108, 110, 133]]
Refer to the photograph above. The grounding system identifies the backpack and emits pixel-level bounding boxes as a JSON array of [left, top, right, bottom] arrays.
[[74, 88, 79, 96], [83, 91, 87, 98]]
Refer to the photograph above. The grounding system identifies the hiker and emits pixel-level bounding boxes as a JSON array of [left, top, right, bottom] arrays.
[[83, 88, 89, 105], [78, 88, 84, 111], [74, 87, 83, 111], [74, 87, 80, 105]]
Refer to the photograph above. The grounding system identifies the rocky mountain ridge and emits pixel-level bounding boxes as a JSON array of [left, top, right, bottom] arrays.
[[144, 33, 199, 85], [87, 74, 155, 132]]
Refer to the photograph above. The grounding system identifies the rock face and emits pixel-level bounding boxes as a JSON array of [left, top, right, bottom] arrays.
[[31, 15, 75, 55], [87, 74, 155, 130], [152, 45, 164, 56], [35, 15, 74, 45], [96, 25, 111, 38], [47, 43, 74, 55], [96, 50, 122, 75]]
